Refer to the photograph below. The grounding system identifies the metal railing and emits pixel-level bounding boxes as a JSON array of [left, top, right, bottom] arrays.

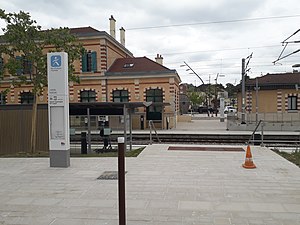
[[237, 112, 300, 124], [248, 120, 264, 146], [149, 120, 161, 145]]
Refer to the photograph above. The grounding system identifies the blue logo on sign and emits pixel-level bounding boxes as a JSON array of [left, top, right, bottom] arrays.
[[51, 55, 61, 68]]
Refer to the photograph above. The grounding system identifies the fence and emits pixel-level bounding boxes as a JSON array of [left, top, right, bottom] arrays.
[[243, 112, 300, 124], [0, 104, 49, 155], [227, 112, 300, 131]]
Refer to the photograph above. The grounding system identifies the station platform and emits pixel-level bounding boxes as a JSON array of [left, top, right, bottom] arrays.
[[0, 143, 299, 224]]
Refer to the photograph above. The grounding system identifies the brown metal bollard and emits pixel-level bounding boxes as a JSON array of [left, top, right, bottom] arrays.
[[117, 137, 126, 225]]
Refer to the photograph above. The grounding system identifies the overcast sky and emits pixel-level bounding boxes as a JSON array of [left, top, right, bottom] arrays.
[[1, 0, 300, 86]]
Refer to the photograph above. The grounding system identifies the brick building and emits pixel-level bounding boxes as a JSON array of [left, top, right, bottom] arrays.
[[0, 16, 181, 129], [237, 72, 300, 113]]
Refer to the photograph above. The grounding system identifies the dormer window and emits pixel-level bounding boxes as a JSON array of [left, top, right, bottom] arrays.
[[123, 63, 134, 68]]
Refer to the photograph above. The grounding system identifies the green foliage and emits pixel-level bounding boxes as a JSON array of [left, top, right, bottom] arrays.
[[0, 9, 84, 94], [273, 149, 300, 167], [225, 83, 239, 98], [0, 147, 146, 158], [187, 91, 205, 106]]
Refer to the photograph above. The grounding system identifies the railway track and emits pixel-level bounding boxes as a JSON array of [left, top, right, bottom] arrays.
[[71, 133, 300, 147]]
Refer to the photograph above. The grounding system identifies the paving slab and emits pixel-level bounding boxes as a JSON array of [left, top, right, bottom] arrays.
[[0, 144, 300, 224]]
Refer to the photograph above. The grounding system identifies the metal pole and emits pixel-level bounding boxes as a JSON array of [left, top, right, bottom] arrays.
[[255, 77, 259, 124], [87, 107, 92, 153], [117, 137, 126, 225], [241, 58, 246, 124], [261, 121, 264, 147], [129, 109, 132, 151], [149, 120, 152, 145], [123, 104, 127, 151]]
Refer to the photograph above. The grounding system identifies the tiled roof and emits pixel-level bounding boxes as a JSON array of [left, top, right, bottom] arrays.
[[69, 26, 107, 37], [70, 26, 102, 35], [70, 26, 100, 34], [106, 57, 174, 74], [246, 72, 300, 86], [0, 26, 104, 43]]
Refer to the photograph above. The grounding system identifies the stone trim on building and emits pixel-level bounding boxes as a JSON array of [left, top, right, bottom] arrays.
[[10, 85, 15, 103], [78, 88, 98, 102], [18, 90, 32, 104], [69, 82, 74, 101], [143, 86, 165, 102], [277, 91, 282, 112], [285, 92, 300, 111], [100, 45, 107, 70], [246, 90, 252, 112], [101, 80, 107, 102], [110, 87, 131, 102], [134, 79, 139, 100]]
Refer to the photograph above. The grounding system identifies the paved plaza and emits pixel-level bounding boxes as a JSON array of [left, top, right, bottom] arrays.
[[0, 144, 300, 225]]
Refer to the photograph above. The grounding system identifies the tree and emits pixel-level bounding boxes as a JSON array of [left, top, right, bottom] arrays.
[[225, 83, 238, 98], [0, 9, 84, 153], [187, 91, 205, 107]]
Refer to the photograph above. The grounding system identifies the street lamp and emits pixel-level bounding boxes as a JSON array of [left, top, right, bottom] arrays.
[[180, 62, 205, 85], [180, 62, 209, 116]]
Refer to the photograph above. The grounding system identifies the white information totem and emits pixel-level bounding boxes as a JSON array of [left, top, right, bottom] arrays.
[[47, 52, 70, 167]]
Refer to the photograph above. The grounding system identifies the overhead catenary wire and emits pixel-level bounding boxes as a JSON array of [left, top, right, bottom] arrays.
[[127, 14, 300, 31], [157, 45, 278, 56], [273, 28, 300, 64], [125, 13, 300, 84]]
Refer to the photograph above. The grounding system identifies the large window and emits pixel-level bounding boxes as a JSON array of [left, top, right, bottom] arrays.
[[80, 90, 96, 102], [20, 92, 34, 104], [16, 56, 32, 75], [113, 90, 129, 102], [82, 51, 97, 72], [288, 96, 297, 110], [146, 88, 163, 120]]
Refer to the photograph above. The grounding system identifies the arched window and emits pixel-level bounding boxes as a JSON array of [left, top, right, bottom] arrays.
[[20, 92, 34, 104], [113, 90, 129, 102], [80, 90, 96, 102], [146, 88, 163, 120]]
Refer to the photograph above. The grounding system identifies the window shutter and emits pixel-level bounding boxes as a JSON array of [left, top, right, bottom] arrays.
[[0, 57, 3, 72], [16, 56, 23, 75], [82, 53, 87, 72], [91, 51, 97, 72], [27, 59, 32, 74], [22, 58, 32, 74]]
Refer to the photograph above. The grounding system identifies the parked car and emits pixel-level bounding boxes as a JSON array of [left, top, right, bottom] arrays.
[[198, 106, 208, 114], [224, 106, 236, 114]]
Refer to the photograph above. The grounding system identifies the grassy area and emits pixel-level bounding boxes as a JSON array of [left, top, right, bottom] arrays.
[[0, 147, 145, 158], [71, 147, 145, 157], [272, 149, 300, 167], [0, 151, 49, 158]]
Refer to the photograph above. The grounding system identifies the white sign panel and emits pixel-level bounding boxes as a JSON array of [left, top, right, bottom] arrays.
[[47, 52, 70, 151]]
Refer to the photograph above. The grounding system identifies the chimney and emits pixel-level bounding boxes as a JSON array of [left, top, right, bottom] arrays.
[[120, 27, 125, 46], [109, 15, 116, 39], [155, 54, 163, 65]]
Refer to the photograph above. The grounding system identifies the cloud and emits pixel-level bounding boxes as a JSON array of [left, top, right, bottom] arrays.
[[1, 0, 299, 85]]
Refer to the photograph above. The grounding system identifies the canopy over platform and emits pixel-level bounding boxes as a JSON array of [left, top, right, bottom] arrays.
[[69, 101, 169, 115]]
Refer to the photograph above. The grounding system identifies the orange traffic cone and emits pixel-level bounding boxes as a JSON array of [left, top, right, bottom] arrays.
[[242, 145, 256, 169]]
